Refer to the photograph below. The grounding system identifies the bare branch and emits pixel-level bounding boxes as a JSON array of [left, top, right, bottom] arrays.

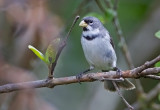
[[0, 55, 160, 94], [142, 67, 160, 75], [112, 81, 134, 110], [112, 14, 134, 69], [104, 0, 113, 9], [65, 16, 80, 41], [113, 0, 119, 10], [131, 55, 160, 73], [144, 75, 160, 80], [49, 16, 80, 77], [0, 80, 48, 93]]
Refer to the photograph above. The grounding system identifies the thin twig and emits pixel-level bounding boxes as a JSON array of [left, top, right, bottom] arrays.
[[112, 81, 134, 110], [65, 16, 80, 41], [50, 16, 80, 76], [113, 0, 119, 10], [144, 75, 160, 80], [104, 0, 113, 8], [111, 1, 144, 94], [113, 15, 134, 69], [130, 56, 160, 75]]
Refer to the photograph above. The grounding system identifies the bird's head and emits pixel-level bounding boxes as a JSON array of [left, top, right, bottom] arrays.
[[79, 16, 103, 31]]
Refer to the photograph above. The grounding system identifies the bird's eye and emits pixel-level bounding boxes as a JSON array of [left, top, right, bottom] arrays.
[[89, 20, 93, 23], [84, 19, 93, 24]]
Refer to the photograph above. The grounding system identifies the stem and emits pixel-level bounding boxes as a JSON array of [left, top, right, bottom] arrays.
[[49, 16, 80, 77], [112, 81, 134, 110]]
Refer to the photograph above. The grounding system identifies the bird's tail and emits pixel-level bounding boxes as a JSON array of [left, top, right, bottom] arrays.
[[104, 79, 135, 92]]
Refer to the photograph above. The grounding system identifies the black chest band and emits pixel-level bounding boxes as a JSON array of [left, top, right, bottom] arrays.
[[83, 35, 98, 40]]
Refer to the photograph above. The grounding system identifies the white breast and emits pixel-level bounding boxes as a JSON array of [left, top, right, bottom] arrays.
[[81, 35, 117, 70]]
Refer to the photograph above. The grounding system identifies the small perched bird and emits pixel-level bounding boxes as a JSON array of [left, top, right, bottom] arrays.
[[78, 16, 135, 91]]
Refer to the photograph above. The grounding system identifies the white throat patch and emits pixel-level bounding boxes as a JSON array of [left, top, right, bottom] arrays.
[[83, 28, 100, 36]]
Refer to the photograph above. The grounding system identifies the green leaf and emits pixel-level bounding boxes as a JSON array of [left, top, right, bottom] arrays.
[[155, 62, 160, 75], [155, 31, 160, 39], [158, 93, 160, 101], [28, 45, 47, 63], [155, 62, 160, 67], [45, 38, 60, 65]]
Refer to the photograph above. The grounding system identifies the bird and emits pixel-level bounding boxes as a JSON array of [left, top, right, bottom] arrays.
[[78, 16, 135, 91]]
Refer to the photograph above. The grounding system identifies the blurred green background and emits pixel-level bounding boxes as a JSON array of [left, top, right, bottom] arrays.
[[0, 0, 160, 110]]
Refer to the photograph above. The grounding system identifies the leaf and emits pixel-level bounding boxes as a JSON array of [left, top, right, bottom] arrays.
[[158, 93, 160, 101], [155, 31, 160, 39], [28, 45, 47, 63], [45, 38, 60, 65], [155, 62, 160, 67]]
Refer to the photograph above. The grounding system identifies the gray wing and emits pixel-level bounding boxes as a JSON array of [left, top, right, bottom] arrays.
[[110, 37, 115, 49], [100, 28, 115, 49]]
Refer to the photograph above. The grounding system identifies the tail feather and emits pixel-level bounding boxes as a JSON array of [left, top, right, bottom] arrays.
[[104, 79, 135, 92], [117, 79, 135, 90], [104, 80, 116, 91]]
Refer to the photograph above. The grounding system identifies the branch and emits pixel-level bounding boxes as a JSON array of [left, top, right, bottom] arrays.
[[113, 0, 119, 10], [144, 75, 160, 80], [50, 16, 80, 77], [72, 0, 90, 17], [0, 55, 160, 94]]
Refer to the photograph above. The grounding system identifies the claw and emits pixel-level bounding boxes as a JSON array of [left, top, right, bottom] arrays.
[[76, 68, 93, 84], [113, 67, 122, 78], [76, 73, 83, 84], [116, 68, 122, 78]]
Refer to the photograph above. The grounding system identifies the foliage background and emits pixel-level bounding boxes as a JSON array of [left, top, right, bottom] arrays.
[[0, 0, 160, 110]]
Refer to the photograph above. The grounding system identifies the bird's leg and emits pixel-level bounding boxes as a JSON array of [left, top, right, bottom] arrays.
[[76, 67, 94, 84], [112, 81, 134, 110]]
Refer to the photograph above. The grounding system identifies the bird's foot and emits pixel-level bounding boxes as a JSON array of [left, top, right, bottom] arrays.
[[76, 68, 93, 84], [116, 68, 122, 77], [113, 67, 124, 80], [76, 73, 84, 84]]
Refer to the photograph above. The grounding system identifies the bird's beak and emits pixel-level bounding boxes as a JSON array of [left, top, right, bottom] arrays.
[[79, 20, 88, 27]]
